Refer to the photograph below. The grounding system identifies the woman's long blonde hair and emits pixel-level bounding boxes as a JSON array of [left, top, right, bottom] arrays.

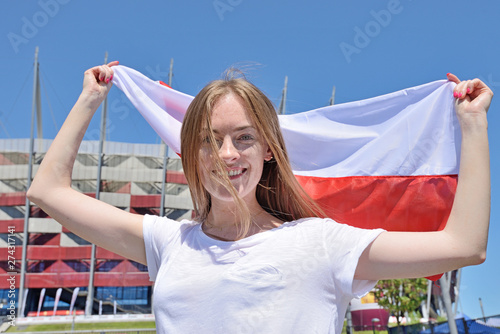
[[180, 71, 324, 238]]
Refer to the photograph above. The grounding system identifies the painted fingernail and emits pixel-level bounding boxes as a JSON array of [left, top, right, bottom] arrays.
[[467, 88, 470, 93], [458, 92, 462, 98], [105, 78, 110, 83], [110, 75, 113, 81], [453, 92, 458, 98]]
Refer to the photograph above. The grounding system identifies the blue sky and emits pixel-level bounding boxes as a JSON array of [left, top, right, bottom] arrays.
[[1, 0, 499, 319]]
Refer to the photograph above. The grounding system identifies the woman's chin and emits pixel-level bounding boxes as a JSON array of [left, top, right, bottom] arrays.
[[208, 186, 257, 206]]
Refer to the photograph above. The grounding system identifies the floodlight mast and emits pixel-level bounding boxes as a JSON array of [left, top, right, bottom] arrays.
[[278, 76, 288, 115], [19, 46, 41, 318], [85, 51, 109, 316], [160, 58, 174, 218]]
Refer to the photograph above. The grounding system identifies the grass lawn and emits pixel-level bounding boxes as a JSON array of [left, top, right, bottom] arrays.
[[6, 321, 156, 332], [342, 322, 389, 334], [8, 321, 398, 333]]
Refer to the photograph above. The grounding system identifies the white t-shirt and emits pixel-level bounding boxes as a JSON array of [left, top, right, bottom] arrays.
[[143, 215, 384, 334]]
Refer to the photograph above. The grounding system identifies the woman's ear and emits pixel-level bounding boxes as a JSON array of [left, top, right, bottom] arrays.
[[264, 146, 273, 162]]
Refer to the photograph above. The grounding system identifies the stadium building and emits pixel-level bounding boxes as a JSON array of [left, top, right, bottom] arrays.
[[0, 138, 192, 316]]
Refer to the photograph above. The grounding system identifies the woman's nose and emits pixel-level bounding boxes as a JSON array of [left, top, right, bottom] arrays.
[[219, 136, 239, 161]]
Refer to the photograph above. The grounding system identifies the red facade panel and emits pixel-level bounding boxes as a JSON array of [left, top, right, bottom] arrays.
[[166, 171, 187, 184], [0, 272, 151, 288], [95, 272, 151, 286], [115, 182, 131, 194], [0, 219, 24, 233], [130, 195, 161, 208], [0, 192, 26, 206], [96, 247, 126, 260], [0, 153, 15, 165], [25, 273, 90, 288], [15, 245, 134, 261], [26, 246, 91, 260]]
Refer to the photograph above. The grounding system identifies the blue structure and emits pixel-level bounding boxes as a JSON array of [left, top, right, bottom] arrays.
[[419, 318, 500, 334]]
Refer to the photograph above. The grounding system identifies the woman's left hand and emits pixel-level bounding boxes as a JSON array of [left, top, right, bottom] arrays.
[[446, 73, 494, 125]]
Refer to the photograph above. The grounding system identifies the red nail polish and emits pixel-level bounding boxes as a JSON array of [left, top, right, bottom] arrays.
[[458, 92, 462, 98], [453, 92, 458, 98], [467, 88, 470, 93]]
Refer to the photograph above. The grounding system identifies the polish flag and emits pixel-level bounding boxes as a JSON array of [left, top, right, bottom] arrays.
[[112, 65, 459, 235]]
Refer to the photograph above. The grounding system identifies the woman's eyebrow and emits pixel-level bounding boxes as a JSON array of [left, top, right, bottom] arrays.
[[211, 125, 256, 134]]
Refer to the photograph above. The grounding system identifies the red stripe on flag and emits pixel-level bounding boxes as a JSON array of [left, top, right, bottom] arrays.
[[159, 81, 172, 88], [296, 174, 457, 232]]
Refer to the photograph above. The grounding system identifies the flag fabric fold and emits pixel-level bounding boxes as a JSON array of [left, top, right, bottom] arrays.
[[112, 66, 192, 154], [112, 65, 459, 234]]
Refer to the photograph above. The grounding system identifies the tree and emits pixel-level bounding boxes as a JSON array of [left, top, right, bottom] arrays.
[[374, 278, 428, 328]]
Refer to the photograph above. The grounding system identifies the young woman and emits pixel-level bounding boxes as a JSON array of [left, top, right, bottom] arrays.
[[27, 62, 492, 333]]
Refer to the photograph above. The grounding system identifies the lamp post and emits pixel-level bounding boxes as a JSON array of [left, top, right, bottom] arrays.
[[479, 298, 486, 322], [372, 318, 380, 334]]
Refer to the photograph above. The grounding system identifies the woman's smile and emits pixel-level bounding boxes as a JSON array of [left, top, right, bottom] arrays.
[[227, 168, 246, 179]]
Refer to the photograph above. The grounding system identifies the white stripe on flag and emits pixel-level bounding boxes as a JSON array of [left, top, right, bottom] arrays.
[[112, 65, 459, 178]]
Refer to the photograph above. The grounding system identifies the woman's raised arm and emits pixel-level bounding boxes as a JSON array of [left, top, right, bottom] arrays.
[[355, 74, 493, 280], [27, 62, 146, 265]]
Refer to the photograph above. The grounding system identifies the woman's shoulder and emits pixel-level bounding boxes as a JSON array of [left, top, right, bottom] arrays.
[[143, 214, 199, 233], [278, 217, 337, 235], [282, 216, 383, 236], [283, 216, 340, 228]]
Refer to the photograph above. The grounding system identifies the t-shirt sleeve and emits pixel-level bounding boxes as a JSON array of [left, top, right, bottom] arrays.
[[143, 214, 186, 282], [323, 219, 385, 298], [142, 214, 162, 281], [143, 215, 196, 282]]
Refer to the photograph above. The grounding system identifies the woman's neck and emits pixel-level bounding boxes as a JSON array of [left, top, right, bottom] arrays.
[[203, 198, 283, 240]]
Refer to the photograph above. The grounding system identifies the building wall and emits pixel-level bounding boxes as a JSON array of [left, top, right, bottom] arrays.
[[0, 139, 192, 314]]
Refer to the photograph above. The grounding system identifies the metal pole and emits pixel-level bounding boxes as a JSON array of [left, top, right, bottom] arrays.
[[346, 302, 353, 334], [159, 145, 169, 217], [454, 269, 462, 315], [19, 46, 40, 318], [479, 298, 486, 322], [168, 58, 173, 97], [440, 273, 458, 334], [462, 318, 469, 334], [85, 51, 108, 316], [329, 86, 336, 106], [160, 58, 173, 217], [425, 279, 433, 319], [35, 67, 43, 152], [277, 76, 288, 115]]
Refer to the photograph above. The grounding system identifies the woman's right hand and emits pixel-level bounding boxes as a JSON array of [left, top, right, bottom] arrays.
[[81, 60, 119, 107]]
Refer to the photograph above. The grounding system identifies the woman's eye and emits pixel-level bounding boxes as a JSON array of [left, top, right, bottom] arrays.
[[239, 135, 254, 141]]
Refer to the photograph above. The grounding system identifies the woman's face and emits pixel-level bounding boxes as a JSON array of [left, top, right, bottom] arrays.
[[199, 93, 272, 204]]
